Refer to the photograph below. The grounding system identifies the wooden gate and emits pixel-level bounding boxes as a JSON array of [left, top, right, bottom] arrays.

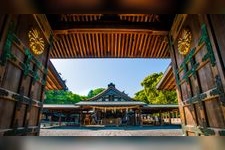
[[170, 14, 225, 136], [0, 15, 52, 135]]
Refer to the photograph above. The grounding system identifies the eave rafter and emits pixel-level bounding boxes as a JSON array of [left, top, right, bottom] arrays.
[[48, 14, 174, 32], [47, 14, 174, 58]]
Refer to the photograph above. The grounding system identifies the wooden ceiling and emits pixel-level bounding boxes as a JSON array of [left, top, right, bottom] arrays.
[[60, 14, 161, 22], [47, 14, 175, 58], [46, 61, 67, 90], [156, 64, 176, 90]]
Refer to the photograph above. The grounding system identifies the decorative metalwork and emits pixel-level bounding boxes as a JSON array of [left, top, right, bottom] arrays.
[[172, 22, 224, 136], [180, 48, 196, 70], [41, 68, 48, 86], [182, 62, 199, 82], [28, 28, 45, 55], [3, 127, 39, 136], [199, 24, 216, 66], [12, 93, 34, 107], [1, 26, 45, 82], [22, 48, 44, 85], [210, 75, 225, 105], [188, 93, 207, 105], [199, 127, 215, 136], [174, 69, 181, 90], [219, 130, 225, 136], [178, 28, 192, 55], [0, 87, 43, 109], [22, 48, 33, 76], [42, 78, 47, 86], [32, 67, 40, 84], [4, 129, 25, 136], [183, 125, 216, 136], [175, 24, 222, 106], [190, 56, 197, 79], [0, 88, 9, 96], [199, 93, 207, 100], [0, 27, 16, 66]]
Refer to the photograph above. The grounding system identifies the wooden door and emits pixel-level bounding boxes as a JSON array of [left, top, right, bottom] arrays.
[[170, 14, 225, 136], [0, 15, 52, 135], [208, 15, 225, 88]]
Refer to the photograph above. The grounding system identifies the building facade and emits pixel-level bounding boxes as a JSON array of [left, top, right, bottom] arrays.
[[42, 83, 180, 127]]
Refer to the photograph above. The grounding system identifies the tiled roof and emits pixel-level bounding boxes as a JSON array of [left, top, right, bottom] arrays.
[[75, 101, 146, 106], [86, 83, 135, 102], [43, 104, 79, 109], [143, 104, 179, 108]]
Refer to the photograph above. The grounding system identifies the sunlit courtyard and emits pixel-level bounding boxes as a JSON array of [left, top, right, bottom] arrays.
[[40, 125, 182, 136]]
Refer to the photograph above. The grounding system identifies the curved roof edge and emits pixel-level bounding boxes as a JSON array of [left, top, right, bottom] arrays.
[[85, 83, 134, 101]]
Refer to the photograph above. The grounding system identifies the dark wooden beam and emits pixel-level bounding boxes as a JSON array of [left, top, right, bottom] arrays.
[[47, 14, 175, 32], [47, 60, 67, 90], [34, 0, 188, 13]]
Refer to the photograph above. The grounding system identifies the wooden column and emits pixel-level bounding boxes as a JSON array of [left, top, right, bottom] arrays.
[[175, 111, 178, 121], [50, 112, 53, 126], [159, 110, 162, 126], [103, 109, 106, 125], [164, 112, 168, 122], [139, 109, 142, 126], [80, 107, 83, 126], [172, 111, 174, 124], [134, 110, 136, 125], [58, 111, 62, 126]]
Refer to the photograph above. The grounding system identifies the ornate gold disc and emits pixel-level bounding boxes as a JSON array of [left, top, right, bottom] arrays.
[[177, 28, 192, 55], [28, 28, 45, 55]]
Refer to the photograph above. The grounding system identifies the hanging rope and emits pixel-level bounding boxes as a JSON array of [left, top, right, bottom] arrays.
[[90, 105, 139, 111]]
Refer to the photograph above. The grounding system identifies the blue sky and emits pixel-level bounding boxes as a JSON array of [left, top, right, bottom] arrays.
[[51, 58, 171, 97]]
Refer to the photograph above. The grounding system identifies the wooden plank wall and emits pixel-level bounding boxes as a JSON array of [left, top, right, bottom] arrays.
[[170, 14, 225, 136], [0, 15, 52, 136], [208, 15, 225, 90]]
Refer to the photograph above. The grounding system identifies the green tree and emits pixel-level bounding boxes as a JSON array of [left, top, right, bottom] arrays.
[[134, 90, 148, 104], [44, 90, 84, 104], [134, 72, 177, 104], [44, 88, 105, 104], [87, 90, 94, 98], [87, 88, 105, 98]]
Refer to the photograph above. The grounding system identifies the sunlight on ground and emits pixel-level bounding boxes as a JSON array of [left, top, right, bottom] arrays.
[[40, 126, 183, 136]]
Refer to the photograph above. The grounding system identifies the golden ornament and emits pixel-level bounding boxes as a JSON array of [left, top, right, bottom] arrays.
[[177, 28, 192, 55], [28, 28, 45, 55]]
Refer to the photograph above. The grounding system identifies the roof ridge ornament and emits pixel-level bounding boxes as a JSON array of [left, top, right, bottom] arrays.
[[108, 83, 115, 88]]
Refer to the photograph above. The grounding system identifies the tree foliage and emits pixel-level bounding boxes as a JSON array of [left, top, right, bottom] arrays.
[[134, 90, 148, 104], [134, 72, 177, 104], [44, 88, 105, 104], [44, 90, 85, 104], [87, 88, 105, 98]]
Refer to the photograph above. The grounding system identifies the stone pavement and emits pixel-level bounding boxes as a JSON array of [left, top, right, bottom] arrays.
[[40, 125, 183, 136]]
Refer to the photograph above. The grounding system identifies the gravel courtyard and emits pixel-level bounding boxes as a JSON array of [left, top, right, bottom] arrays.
[[40, 125, 183, 136]]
